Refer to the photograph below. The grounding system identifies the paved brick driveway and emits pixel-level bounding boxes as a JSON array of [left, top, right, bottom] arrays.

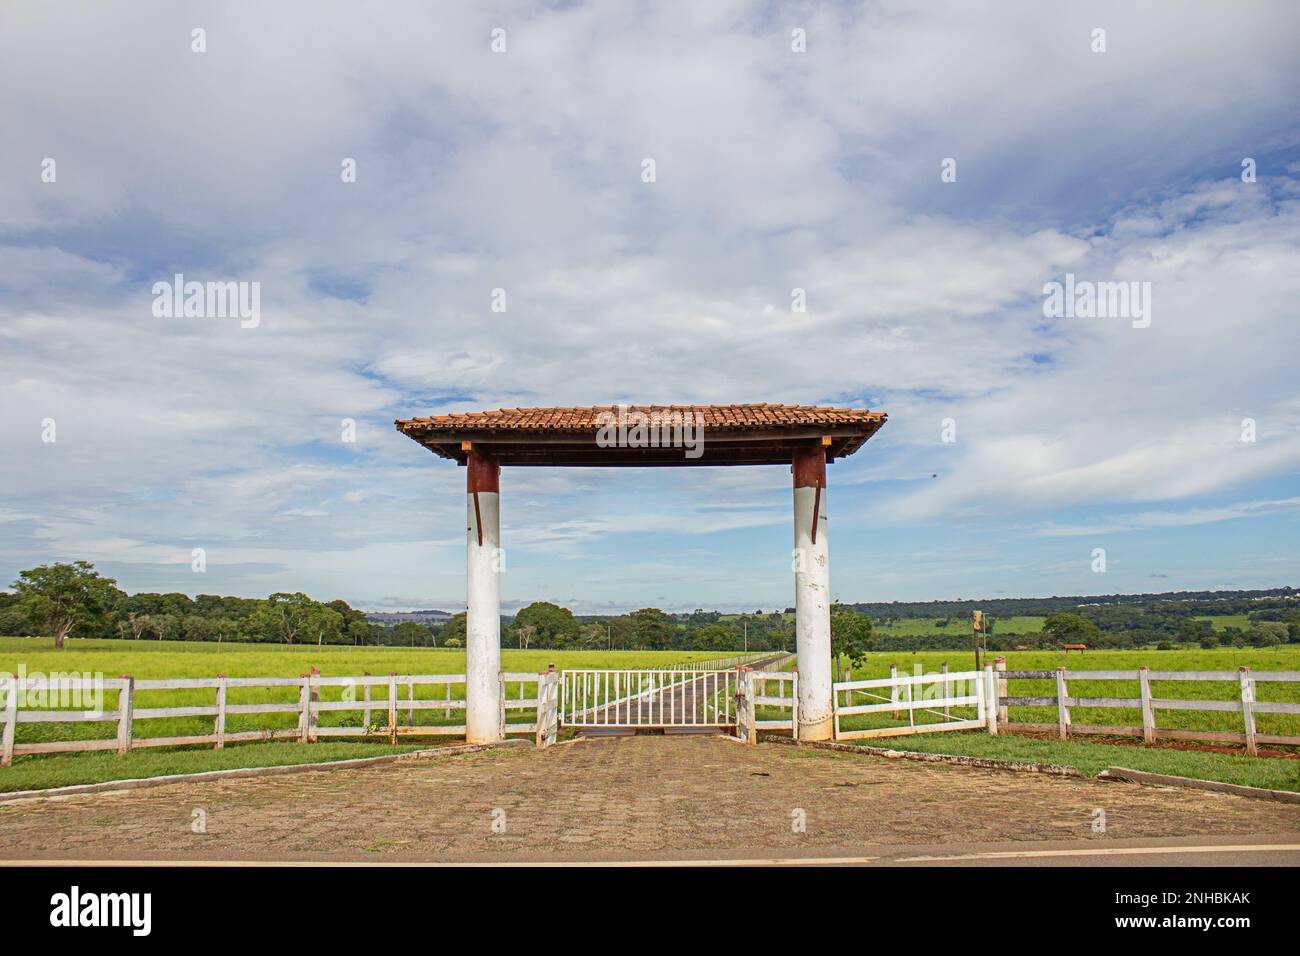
[[2, 736, 1298, 862]]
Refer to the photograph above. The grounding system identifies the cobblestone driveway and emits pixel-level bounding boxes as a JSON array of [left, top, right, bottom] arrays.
[[2, 736, 1298, 862]]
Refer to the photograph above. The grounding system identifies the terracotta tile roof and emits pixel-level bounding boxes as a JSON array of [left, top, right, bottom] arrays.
[[395, 404, 886, 466], [396, 404, 885, 432]]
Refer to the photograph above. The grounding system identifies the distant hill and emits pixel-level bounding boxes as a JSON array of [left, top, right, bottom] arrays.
[[848, 587, 1297, 621], [365, 609, 454, 624]]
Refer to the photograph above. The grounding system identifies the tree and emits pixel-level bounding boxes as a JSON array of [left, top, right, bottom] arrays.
[[625, 608, 674, 650], [692, 623, 736, 651], [1248, 622, 1288, 647], [392, 621, 431, 647], [0, 608, 31, 636], [1041, 612, 1101, 647], [440, 613, 467, 646], [248, 593, 325, 645], [512, 602, 579, 648], [831, 605, 873, 681], [513, 623, 537, 649], [12, 561, 123, 648]]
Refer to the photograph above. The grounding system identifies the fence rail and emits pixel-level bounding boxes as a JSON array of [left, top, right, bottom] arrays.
[[663, 652, 771, 671], [998, 664, 1300, 755], [832, 668, 987, 741], [0, 669, 561, 766]]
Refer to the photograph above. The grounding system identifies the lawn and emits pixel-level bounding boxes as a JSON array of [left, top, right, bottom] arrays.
[[874, 615, 1046, 636], [843, 730, 1300, 793], [0, 639, 735, 791], [0, 741, 433, 795]]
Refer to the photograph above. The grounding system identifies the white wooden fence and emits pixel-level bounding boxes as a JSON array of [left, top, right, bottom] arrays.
[[0, 669, 562, 766], [736, 662, 799, 744], [832, 668, 988, 741], [998, 664, 1300, 756], [826, 662, 1300, 754]]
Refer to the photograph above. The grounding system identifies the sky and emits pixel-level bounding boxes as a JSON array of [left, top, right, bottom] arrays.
[[2, 1, 1299, 613]]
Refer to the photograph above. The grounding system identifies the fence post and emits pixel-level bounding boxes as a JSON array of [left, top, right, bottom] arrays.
[[308, 667, 320, 743], [746, 669, 757, 744], [117, 675, 134, 755], [995, 657, 1007, 726], [941, 661, 950, 719], [791, 668, 799, 742], [298, 675, 310, 743], [1138, 666, 1155, 744], [1239, 667, 1257, 756], [890, 663, 899, 718], [498, 672, 507, 738], [535, 671, 547, 748], [2, 673, 17, 767], [984, 664, 998, 735], [363, 672, 371, 727], [408, 676, 415, 726], [1055, 667, 1070, 740], [387, 673, 397, 745], [214, 675, 227, 750]]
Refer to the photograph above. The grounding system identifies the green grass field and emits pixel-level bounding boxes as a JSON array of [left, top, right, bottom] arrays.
[[0, 639, 732, 792], [3, 639, 1298, 795], [874, 615, 1046, 635]]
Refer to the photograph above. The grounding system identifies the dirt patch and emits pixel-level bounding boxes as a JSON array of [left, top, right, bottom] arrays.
[[1012, 729, 1300, 759]]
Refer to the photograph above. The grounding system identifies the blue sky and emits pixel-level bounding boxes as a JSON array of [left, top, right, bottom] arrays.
[[2, 1, 1299, 612]]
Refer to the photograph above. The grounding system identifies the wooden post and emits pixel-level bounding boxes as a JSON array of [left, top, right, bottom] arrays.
[[363, 672, 371, 727], [214, 675, 227, 750], [498, 672, 507, 738], [308, 667, 320, 743], [408, 676, 415, 726], [1239, 667, 1257, 757], [984, 664, 998, 735], [1055, 667, 1070, 740], [746, 669, 757, 745], [995, 657, 1007, 726], [117, 675, 134, 755], [1138, 666, 1155, 744], [2, 673, 17, 767], [791, 669, 799, 742], [889, 663, 899, 718], [535, 671, 548, 748], [941, 661, 950, 719], [298, 675, 310, 743], [388, 673, 397, 745]]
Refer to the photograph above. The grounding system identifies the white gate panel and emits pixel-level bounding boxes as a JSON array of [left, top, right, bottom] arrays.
[[560, 669, 735, 728]]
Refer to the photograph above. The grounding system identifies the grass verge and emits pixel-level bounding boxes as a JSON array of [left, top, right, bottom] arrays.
[[0, 740, 431, 794], [846, 731, 1300, 793]]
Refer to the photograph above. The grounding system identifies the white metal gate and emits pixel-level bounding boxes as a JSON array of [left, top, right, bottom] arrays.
[[560, 669, 736, 728]]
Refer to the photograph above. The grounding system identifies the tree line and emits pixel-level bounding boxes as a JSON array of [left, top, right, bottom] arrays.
[[0, 562, 879, 657]]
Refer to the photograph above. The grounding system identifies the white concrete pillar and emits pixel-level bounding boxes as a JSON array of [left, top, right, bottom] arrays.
[[465, 448, 503, 744], [792, 445, 833, 740]]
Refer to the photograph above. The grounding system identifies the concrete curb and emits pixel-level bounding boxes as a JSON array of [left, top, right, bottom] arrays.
[[0, 739, 531, 805], [763, 735, 1084, 777], [1098, 766, 1300, 804]]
